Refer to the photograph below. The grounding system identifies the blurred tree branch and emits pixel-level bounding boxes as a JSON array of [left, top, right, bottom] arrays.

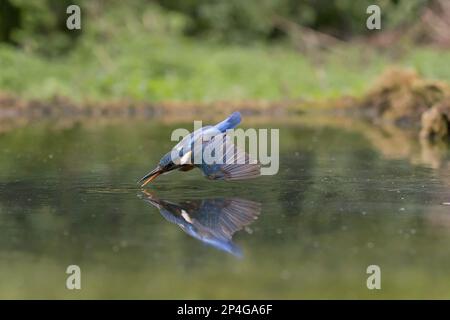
[[272, 14, 342, 53]]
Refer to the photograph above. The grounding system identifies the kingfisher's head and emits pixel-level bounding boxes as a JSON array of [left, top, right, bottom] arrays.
[[138, 152, 180, 187]]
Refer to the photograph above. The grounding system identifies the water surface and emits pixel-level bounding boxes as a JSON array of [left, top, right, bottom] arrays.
[[1, 117, 450, 298]]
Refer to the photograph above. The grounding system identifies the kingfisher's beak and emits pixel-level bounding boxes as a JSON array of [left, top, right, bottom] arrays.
[[138, 167, 163, 187]]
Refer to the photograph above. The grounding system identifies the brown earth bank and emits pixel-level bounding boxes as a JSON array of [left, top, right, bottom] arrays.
[[354, 68, 450, 140], [1, 67, 450, 142], [0, 94, 303, 120]]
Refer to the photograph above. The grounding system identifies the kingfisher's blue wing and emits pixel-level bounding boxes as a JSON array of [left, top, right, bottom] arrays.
[[172, 125, 215, 154], [171, 112, 241, 163], [197, 133, 261, 180], [170, 125, 220, 165], [172, 111, 241, 154], [214, 112, 242, 132]]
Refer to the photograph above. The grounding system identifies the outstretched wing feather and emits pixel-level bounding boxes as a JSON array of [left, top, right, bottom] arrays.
[[198, 133, 260, 180]]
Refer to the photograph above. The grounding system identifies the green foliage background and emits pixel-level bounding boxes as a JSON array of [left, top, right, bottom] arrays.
[[1, 0, 428, 49], [0, 0, 446, 103]]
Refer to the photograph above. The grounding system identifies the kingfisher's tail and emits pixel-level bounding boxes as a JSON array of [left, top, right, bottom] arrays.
[[215, 112, 241, 132]]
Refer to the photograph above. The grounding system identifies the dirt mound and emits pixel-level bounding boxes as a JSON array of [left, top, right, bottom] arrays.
[[360, 68, 450, 127], [357, 68, 450, 141], [420, 98, 450, 140]]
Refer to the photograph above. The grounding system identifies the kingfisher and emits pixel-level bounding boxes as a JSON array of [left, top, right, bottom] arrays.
[[138, 111, 260, 186], [140, 191, 261, 256]]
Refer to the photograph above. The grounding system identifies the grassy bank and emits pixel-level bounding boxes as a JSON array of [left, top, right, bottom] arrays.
[[1, 1, 450, 106], [1, 34, 450, 105]]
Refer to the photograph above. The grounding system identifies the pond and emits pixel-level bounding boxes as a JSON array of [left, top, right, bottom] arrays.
[[1, 116, 450, 298]]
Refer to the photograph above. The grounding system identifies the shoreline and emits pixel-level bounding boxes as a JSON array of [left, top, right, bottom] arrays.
[[2, 68, 450, 142], [0, 93, 307, 120], [0, 92, 359, 125]]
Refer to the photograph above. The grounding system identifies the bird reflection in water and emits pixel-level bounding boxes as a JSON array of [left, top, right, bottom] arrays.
[[140, 191, 261, 257]]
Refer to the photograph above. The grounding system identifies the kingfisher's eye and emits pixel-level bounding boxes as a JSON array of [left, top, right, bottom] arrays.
[[166, 162, 175, 169]]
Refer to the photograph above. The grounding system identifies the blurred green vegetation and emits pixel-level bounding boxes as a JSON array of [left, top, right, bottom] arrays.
[[157, 0, 426, 41], [0, 0, 447, 103]]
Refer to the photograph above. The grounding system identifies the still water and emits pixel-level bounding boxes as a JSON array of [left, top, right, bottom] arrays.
[[1, 117, 450, 298]]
